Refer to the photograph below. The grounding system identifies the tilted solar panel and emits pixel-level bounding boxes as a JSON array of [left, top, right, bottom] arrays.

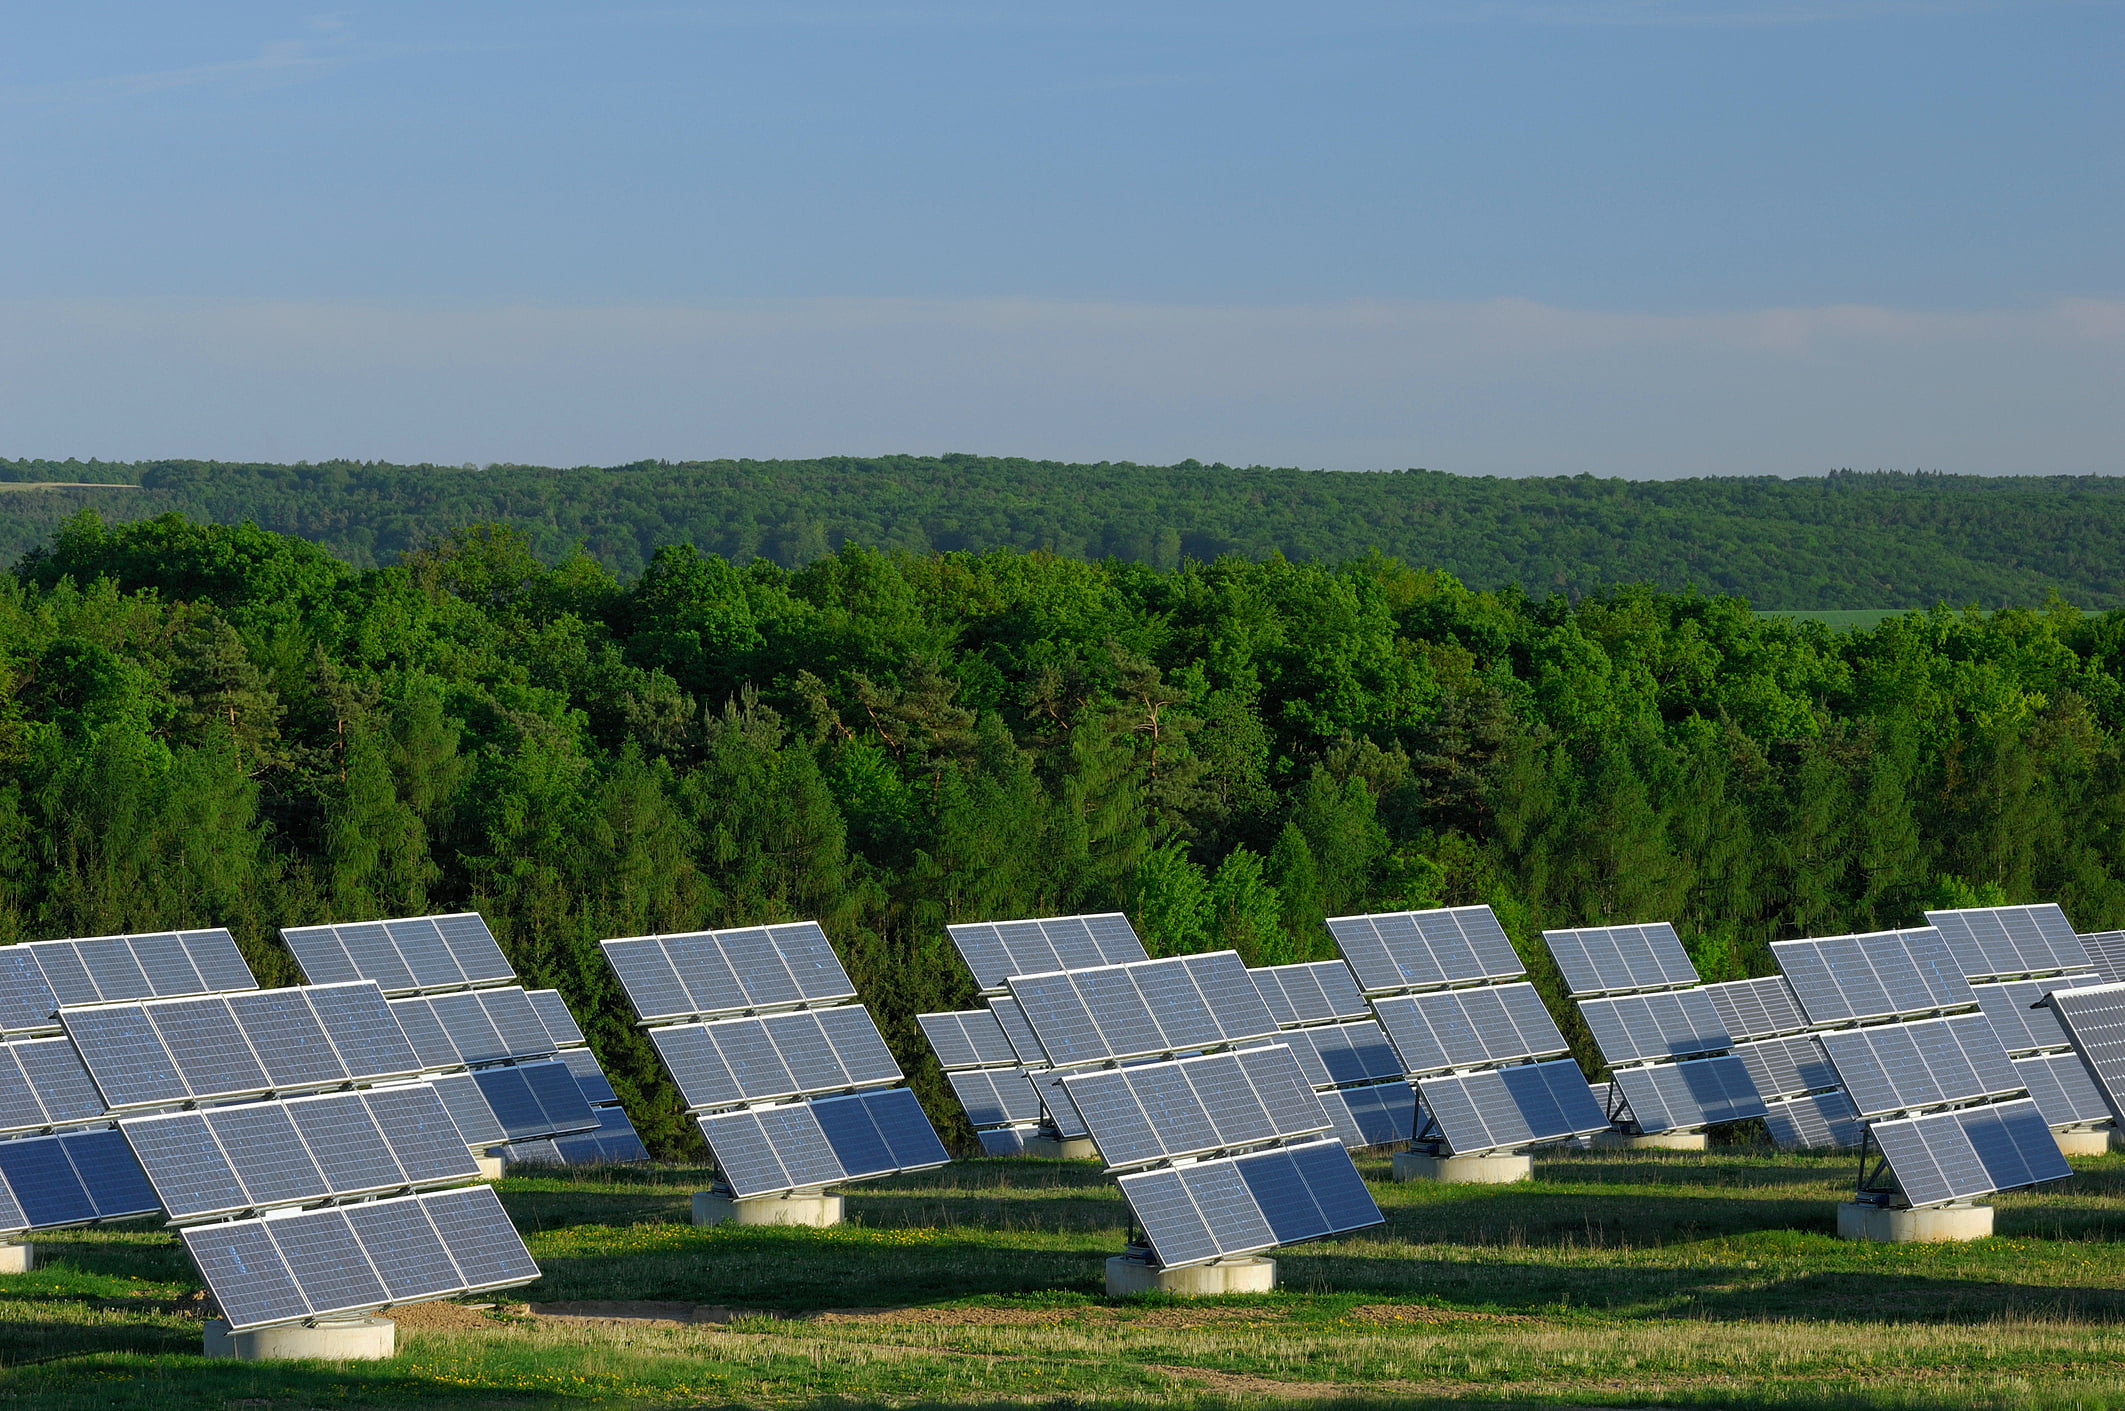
[[2082, 932, 2125, 987], [2014, 1052, 2112, 1128], [183, 1185, 538, 1331], [556, 1047, 619, 1107], [426, 1071, 509, 1149], [1818, 1013, 2024, 1118], [1060, 1046, 1331, 1170], [1924, 904, 2088, 981], [281, 913, 513, 995], [697, 1088, 949, 1198], [510, 1105, 653, 1166], [0, 1036, 107, 1137], [1762, 1089, 1864, 1150], [946, 1068, 1045, 1128], [1869, 1098, 2070, 1207], [918, 1009, 1020, 1071], [1275, 1019, 1405, 1090], [471, 1060, 600, 1142], [1731, 1035, 1840, 1102], [0, 1126, 159, 1234], [1416, 1058, 1608, 1155], [23, 929, 256, 1009], [1578, 988, 1731, 1066], [0, 949, 60, 1035], [1371, 983, 1568, 1076], [1771, 928, 1974, 1025], [1541, 922, 1700, 998], [1035, 1071, 1092, 1139], [1006, 951, 1280, 1068], [1607, 1054, 1768, 1134], [1328, 906, 1523, 996], [649, 1007, 905, 1111], [945, 913, 1148, 994], [1114, 1138, 1382, 1269], [526, 989, 586, 1048], [2035, 981, 2125, 1125], [1311, 1080, 1415, 1149], [1972, 975, 2093, 1056], [1250, 961, 1369, 1028], [601, 922, 856, 1021]]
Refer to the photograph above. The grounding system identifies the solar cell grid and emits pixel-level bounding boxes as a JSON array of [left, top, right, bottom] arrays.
[[73, 937, 151, 1001], [810, 1093, 896, 1179], [367, 1085, 484, 1185], [1416, 1058, 1607, 1155], [388, 997, 462, 1070], [1313, 1080, 1416, 1148], [275, 1207, 390, 1317], [1762, 1088, 1864, 1149], [1329, 906, 1523, 995], [987, 998, 1044, 1064], [29, 944, 99, 1007], [120, 1111, 247, 1218], [1542, 922, 1700, 998], [1371, 984, 1566, 1076], [1972, 976, 2089, 1055], [0, 949, 59, 1034], [557, 1047, 619, 1106], [286, 1092, 405, 1195], [526, 989, 585, 1048], [2083, 932, 2125, 987], [345, 1198, 463, 1304], [1870, 1098, 2069, 1207], [149, 997, 270, 1100], [2014, 1052, 2113, 1128], [126, 933, 204, 996], [1578, 989, 1731, 1066], [0, 1050, 45, 1133], [1818, 1013, 2023, 1118], [1608, 1054, 1768, 1134], [946, 1068, 1044, 1128], [0, 1132, 96, 1228], [204, 1102, 327, 1208], [1925, 904, 2087, 980], [1113, 1138, 1382, 1269], [304, 982, 423, 1082], [182, 1221, 308, 1330], [1732, 1035, 1840, 1102], [62, 1004, 183, 1109], [917, 1010, 1018, 1071], [428, 1071, 508, 1149], [476, 988, 557, 1062], [426, 992, 510, 1066], [65, 1127, 157, 1218], [382, 917, 463, 991], [1771, 929, 1975, 1025], [2036, 981, 2125, 1123], [1701, 975, 1810, 1042], [1277, 1020, 1404, 1089], [945, 913, 1148, 992], [518, 1059, 600, 1134]]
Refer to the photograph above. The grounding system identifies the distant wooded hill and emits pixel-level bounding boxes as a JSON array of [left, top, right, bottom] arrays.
[[2, 455, 2119, 608]]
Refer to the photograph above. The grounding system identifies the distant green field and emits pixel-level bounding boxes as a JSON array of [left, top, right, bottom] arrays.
[[8, 1149, 2125, 1408], [1756, 608, 1916, 630]]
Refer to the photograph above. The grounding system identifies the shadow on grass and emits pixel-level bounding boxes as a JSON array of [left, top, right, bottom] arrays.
[[0, 1315, 197, 1366]]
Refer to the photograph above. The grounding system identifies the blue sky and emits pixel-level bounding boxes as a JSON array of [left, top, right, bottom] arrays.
[[2, 2, 2120, 474]]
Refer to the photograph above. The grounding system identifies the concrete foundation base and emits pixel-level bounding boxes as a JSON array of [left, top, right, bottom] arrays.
[[473, 1152, 506, 1181], [1105, 1255, 1277, 1296], [1595, 1130, 1708, 1151], [203, 1316, 396, 1360], [1022, 1135, 1099, 1160], [691, 1191, 844, 1227], [1837, 1201, 1994, 1243], [0, 1242, 33, 1273], [1391, 1151, 1533, 1184], [2056, 1128, 2114, 1157]]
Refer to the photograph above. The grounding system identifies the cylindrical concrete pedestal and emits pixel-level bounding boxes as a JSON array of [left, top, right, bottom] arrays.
[[2056, 1128, 2113, 1157], [1594, 1130, 1708, 1152], [0, 1242, 34, 1273], [473, 1152, 506, 1181], [1022, 1135, 1099, 1160], [204, 1317, 396, 1360], [1105, 1256, 1276, 1296], [692, 1191, 844, 1226], [1836, 1201, 1994, 1243], [1392, 1151, 1532, 1184]]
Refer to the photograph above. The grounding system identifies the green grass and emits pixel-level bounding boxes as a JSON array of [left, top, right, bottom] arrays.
[[9, 1149, 2125, 1408]]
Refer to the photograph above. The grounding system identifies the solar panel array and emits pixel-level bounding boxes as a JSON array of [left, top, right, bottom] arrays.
[[1328, 907, 1523, 996], [0, 1036, 109, 1137], [1578, 989, 1729, 1065], [2081, 932, 2125, 987], [1114, 1138, 1381, 1269], [0, 929, 256, 1036], [290, 914, 636, 1158], [1250, 962, 1369, 1028], [1607, 1056, 1765, 1133], [1924, 904, 2089, 982], [1059, 1047, 1332, 1170], [0, 1126, 159, 1235], [918, 1008, 1048, 1155], [1542, 923, 1700, 999], [1329, 906, 1606, 1157], [604, 920, 948, 1198], [281, 914, 514, 996], [1761, 1088, 1866, 1150], [1695, 973, 1866, 1149], [183, 1185, 539, 1331], [1701, 976, 1813, 1042], [2034, 981, 2125, 1129], [1775, 926, 2068, 1207], [1005, 952, 1280, 1069], [945, 913, 1148, 995], [1246, 960, 1411, 1149], [498, 991, 649, 1166]]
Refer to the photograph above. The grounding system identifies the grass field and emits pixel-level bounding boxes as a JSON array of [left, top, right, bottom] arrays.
[[7, 1147, 2125, 1409]]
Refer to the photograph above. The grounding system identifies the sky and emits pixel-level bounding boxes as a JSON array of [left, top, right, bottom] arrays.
[[1, 1, 2119, 476]]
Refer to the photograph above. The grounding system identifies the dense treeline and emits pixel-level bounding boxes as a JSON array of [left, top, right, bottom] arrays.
[[5, 456, 2125, 607], [5, 510, 2124, 1155]]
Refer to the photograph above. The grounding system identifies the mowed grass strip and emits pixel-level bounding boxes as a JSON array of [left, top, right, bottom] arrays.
[[3, 1149, 2125, 1408]]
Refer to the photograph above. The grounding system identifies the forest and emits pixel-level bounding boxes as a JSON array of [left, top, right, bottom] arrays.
[[4, 455, 2125, 608], [4, 509, 2123, 1157]]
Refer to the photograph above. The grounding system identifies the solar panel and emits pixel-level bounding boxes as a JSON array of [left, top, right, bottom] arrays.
[[1762, 1089, 1865, 1150], [2082, 931, 2125, 986], [2034, 981, 2125, 1125], [945, 913, 1149, 994], [427, 1071, 509, 1149], [1869, 1098, 2070, 1207], [1327, 906, 1524, 995], [1275, 1019, 1406, 1089], [1249, 962, 1369, 1028], [304, 982, 424, 1081], [282, 912, 515, 996], [946, 1068, 1045, 1128], [285, 1091, 406, 1196], [1006, 951, 1279, 1068], [1924, 904, 2088, 981], [1770, 928, 1974, 1025], [649, 1007, 905, 1112], [511, 1104, 653, 1167], [1541, 923, 1701, 998], [2014, 1051, 2113, 1128], [1731, 1035, 1841, 1102], [917, 1010, 1020, 1071], [113, 1113, 243, 1220], [1370, 984, 1568, 1076], [0, 1036, 105, 1136], [225, 989, 346, 1090], [15, 928, 256, 1013], [1060, 1047, 1331, 1170], [1114, 1138, 1382, 1269], [1972, 975, 2094, 1055], [184, 1186, 538, 1331], [601, 923, 856, 1021], [1578, 989, 1731, 1066], [148, 997, 270, 1100], [1817, 1013, 2023, 1118], [0, 948, 61, 1035], [696, 1088, 949, 1199], [0, 1127, 159, 1233], [206, 1103, 330, 1209], [556, 1047, 619, 1106], [988, 997, 1045, 1063], [1416, 1058, 1609, 1155], [1313, 1080, 1416, 1148], [525, 989, 586, 1048], [1606, 1054, 1768, 1134]]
